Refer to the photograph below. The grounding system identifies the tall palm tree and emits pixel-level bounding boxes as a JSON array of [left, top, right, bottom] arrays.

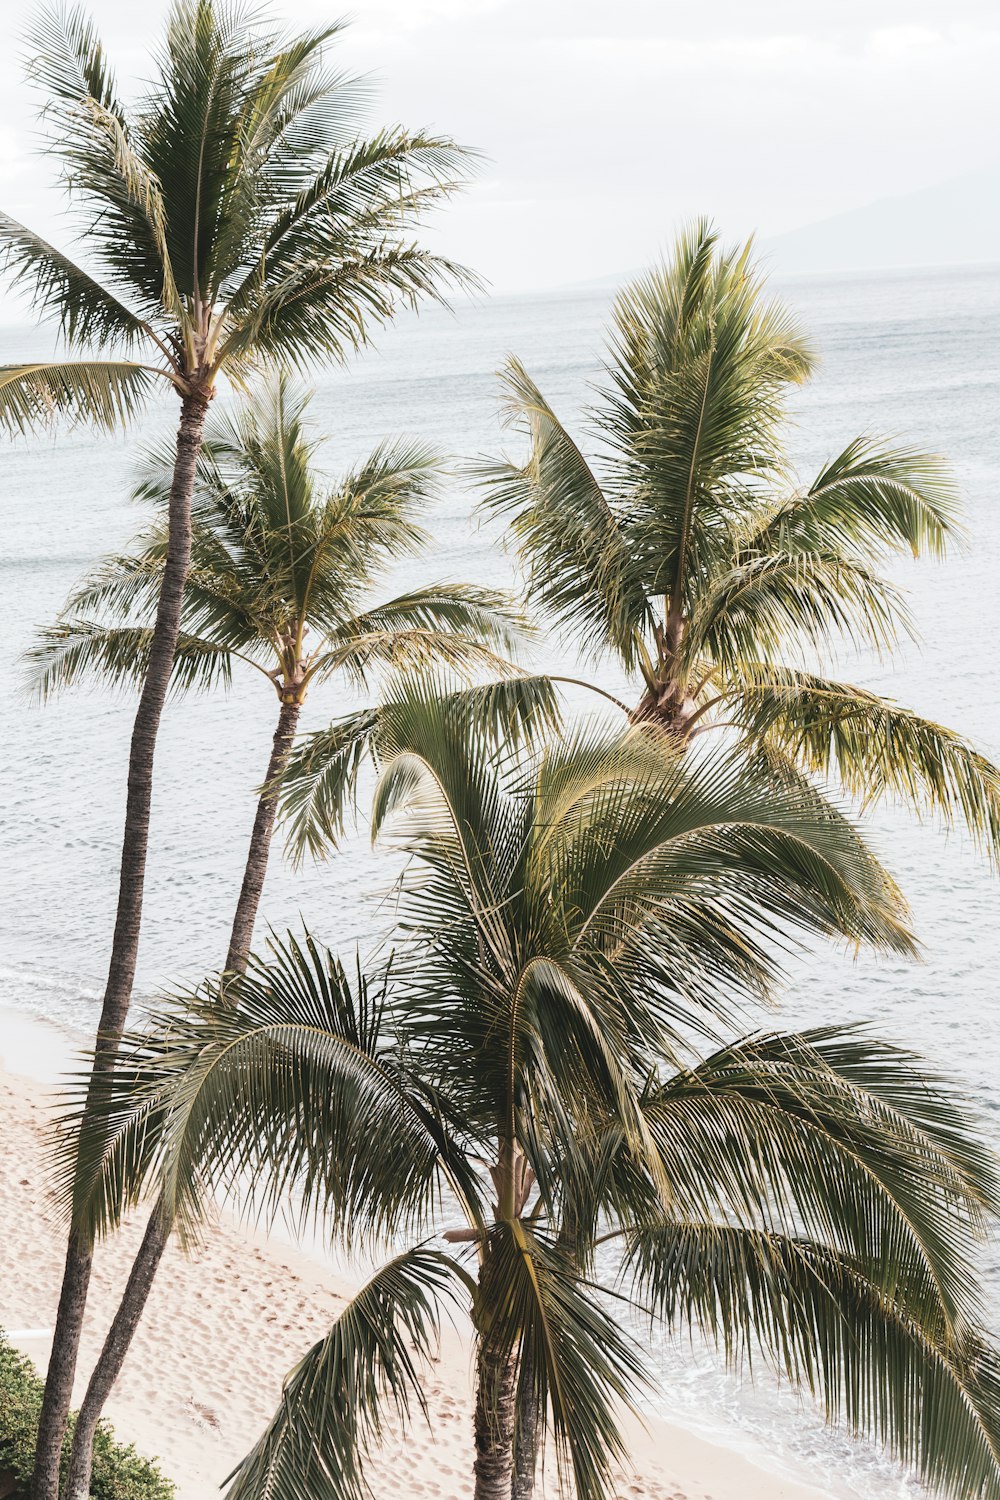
[[27, 376, 523, 1499], [275, 227, 1000, 872], [60, 689, 1000, 1500], [473, 221, 1000, 1499], [473, 221, 1000, 853], [31, 374, 524, 973], [2, 4, 474, 1488]]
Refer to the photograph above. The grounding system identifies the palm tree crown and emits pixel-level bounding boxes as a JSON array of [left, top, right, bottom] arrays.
[[0, 0, 473, 426], [479, 221, 1000, 857], [64, 689, 1000, 1500], [29, 374, 525, 970], [30, 376, 523, 711]]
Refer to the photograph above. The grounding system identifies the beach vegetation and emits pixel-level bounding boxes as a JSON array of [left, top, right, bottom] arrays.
[[27, 373, 522, 1496], [0, 2, 476, 1490], [59, 688, 1000, 1500], [279, 222, 1000, 870], [482, 221, 1000, 842], [0, 1331, 173, 1500]]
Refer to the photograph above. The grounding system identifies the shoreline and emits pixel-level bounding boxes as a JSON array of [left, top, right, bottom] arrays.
[[0, 1007, 844, 1500]]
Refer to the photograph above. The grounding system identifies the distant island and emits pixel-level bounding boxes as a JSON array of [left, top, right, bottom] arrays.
[[763, 164, 1000, 275], [578, 165, 1000, 290]]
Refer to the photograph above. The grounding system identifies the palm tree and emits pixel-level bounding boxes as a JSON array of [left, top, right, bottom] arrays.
[[471, 220, 1000, 853], [27, 375, 524, 1498], [474, 220, 1000, 1498], [2, 4, 475, 1487], [275, 227, 1000, 872], [58, 687, 1000, 1500], [31, 374, 524, 973]]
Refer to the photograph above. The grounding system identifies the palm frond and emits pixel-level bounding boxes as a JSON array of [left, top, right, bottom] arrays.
[[218, 243, 475, 374], [277, 675, 563, 863], [625, 1222, 1000, 1500], [536, 727, 914, 967], [334, 584, 529, 663], [0, 360, 157, 433], [277, 708, 383, 862], [731, 666, 1000, 861], [54, 933, 477, 1245], [686, 551, 912, 672], [597, 223, 813, 609], [226, 1247, 471, 1500], [317, 629, 518, 690], [0, 213, 149, 349], [26, 619, 233, 700], [479, 357, 650, 669], [750, 439, 962, 563], [604, 1027, 996, 1335]]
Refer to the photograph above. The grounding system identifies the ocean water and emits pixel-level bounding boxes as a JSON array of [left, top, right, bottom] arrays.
[[2, 261, 1000, 1495]]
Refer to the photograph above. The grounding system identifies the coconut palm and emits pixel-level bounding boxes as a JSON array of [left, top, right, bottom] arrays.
[[276, 227, 1000, 872], [27, 375, 523, 1498], [473, 220, 1000, 1499], [60, 688, 1000, 1500], [3, 3, 474, 1485], [471, 220, 1000, 854], [31, 374, 524, 972]]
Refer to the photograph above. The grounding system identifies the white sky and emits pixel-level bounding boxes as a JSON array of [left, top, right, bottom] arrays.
[[0, 0, 997, 292]]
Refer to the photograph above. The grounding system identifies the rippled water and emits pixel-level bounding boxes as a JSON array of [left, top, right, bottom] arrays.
[[2, 262, 999, 1495]]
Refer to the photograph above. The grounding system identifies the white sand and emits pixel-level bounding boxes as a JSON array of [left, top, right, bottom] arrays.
[[0, 1010, 843, 1500]]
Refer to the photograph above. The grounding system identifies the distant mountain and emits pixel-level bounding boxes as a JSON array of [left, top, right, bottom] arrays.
[[572, 168, 1000, 294], [763, 167, 1000, 276]]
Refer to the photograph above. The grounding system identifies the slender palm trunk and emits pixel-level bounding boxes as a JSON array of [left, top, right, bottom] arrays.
[[31, 394, 209, 1500], [60, 695, 301, 1500], [224, 697, 301, 974], [473, 1139, 526, 1500], [474, 1332, 519, 1500], [59, 1206, 172, 1500], [511, 1376, 540, 1500]]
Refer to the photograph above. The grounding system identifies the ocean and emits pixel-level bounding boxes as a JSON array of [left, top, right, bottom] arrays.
[[1, 260, 999, 1495]]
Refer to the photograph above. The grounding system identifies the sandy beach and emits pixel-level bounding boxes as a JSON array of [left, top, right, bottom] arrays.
[[0, 1009, 843, 1500]]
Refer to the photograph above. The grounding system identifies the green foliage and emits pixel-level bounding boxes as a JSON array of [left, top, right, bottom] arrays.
[[277, 674, 563, 861], [28, 377, 525, 712], [226, 1248, 473, 1500], [0, 1329, 174, 1499], [481, 220, 1000, 862], [65, 690, 1000, 1500], [0, 0, 477, 429]]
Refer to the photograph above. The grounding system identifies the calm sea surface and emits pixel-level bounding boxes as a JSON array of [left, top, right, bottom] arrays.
[[1, 262, 999, 1494]]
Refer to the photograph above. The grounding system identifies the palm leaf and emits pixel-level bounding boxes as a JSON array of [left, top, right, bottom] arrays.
[[277, 675, 563, 862], [54, 933, 478, 1245], [685, 551, 912, 672], [0, 360, 158, 432], [730, 666, 1000, 860], [26, 620, 233, 700], [603, 1027, 996, 1336], [750, 439, 962, 563], [625, 1221, 1000, 1500], [479, 357, 650, 669], [0, 213, 149, 349], [225, 1246, 472, 1500]]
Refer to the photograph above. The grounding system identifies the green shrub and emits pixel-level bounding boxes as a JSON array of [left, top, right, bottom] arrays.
[[0, 1330, 174, 1500]]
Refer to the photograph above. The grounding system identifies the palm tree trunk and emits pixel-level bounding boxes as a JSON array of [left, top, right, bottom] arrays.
[[474, 1334, 518, 1500], [31, 393, 209, 1500], [224, 697, 301, 974], [511, 1374, 540, 1500], [60, 1206, 171, 1500], [60, 694, 300, 1500]]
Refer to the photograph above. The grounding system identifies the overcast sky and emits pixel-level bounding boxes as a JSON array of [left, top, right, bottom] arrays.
[[0, 0, 997, 293]]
